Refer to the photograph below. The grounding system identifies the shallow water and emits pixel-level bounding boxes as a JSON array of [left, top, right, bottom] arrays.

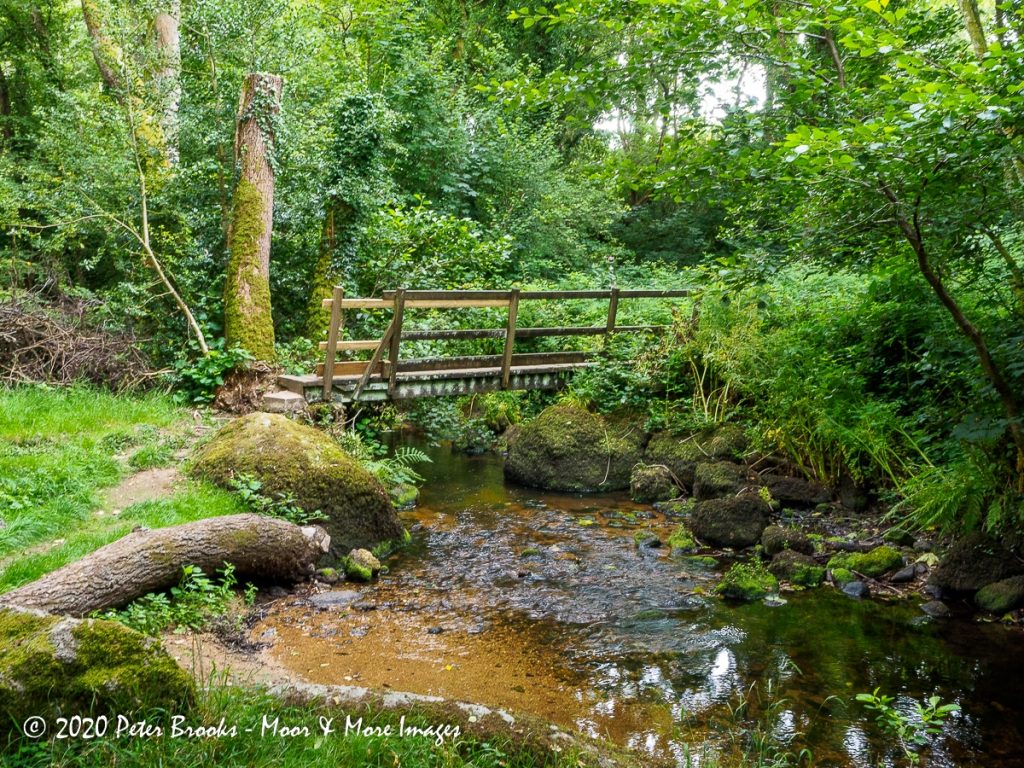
[[259, 442, 1024, 766]]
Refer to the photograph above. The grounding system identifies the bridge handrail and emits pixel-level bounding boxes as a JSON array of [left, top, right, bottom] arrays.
[[319, 287, 694, 401]]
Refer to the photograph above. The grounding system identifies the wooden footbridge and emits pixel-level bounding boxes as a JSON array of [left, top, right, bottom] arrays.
[[278, 288, 691, 403]]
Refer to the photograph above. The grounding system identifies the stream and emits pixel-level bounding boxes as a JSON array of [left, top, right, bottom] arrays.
[[257, 441, 1024, 767]]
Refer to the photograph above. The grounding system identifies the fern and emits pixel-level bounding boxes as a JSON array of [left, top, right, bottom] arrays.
[[364, 446, 431, 487], [894, 451, 1021, 533]]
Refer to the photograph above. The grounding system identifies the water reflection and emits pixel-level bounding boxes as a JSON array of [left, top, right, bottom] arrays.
[[262, 441, 1024, 766]]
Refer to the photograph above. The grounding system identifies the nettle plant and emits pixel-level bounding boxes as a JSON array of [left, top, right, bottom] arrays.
[[228, 473, 328, 525], [856, 688, 960, 765]]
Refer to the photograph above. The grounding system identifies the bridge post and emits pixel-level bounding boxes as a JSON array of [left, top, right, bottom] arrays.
[[501, 288, 520, 389], [605, 287, 620, 337], [322, 286, 344, 402], [387, 288, 406, 396]]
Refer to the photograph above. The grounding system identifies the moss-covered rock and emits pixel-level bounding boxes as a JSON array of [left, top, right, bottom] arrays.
[[974, 575, 1024, 613], [693, 461, 753, 501], [831, 567, 856, 585], [643, 425, 747, 490], [930, 531, 1024, 593], [189, 413, 403, 557], [630, 464, 680, 503], [0, 607, 193, 731], [344, 548, 381, 582], [633, 530, 662, 549], [761, 475, 830, 508], [716, 560, 778, 601], [761, 525, 814, 556], [769, 550, 825, 587], [503, 405, 644, 492], [667, 525, 698, 552], [827, 546, 904, 578], [389, 483, 419, 510], [691, 497, 770, 548]]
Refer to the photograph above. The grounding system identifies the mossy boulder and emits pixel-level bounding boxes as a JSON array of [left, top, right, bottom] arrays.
[[769, 550, 825, 587], [930, 531, 1024, 593], [762, 525, 814, 556], [630, 464, 680, 503], [716, 560, 778, 601], [504, 405, 644, 492], [643, 425, 747, 490], [189, 413, 403, 557], [827, 545, 904, 578], [693, 461, 754, 501], [761, 475, 830, 508], [691, 497, 770, 548], [974, 575, 1024, 614], [0, 607, 193, 731]]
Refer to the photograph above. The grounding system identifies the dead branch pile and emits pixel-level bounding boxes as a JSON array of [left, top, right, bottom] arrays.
[[0, 293, 153, 389]]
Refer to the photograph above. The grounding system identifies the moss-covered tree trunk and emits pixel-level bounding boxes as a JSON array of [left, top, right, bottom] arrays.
[[225, 72, 282, 361], [306, 200, 357, 338]]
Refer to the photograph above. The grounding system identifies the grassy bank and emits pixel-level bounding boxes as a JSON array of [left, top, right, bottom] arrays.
[[4, 683, 588, 768], [0, 385, 244, 592]]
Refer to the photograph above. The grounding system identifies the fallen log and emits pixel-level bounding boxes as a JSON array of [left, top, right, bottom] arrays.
[[0, 513, 329, 616]]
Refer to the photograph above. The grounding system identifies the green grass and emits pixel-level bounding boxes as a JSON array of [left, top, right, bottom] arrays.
[[0, 385, 241, 592], [3, 685, 585, 768], [0, 484, 245, 592]]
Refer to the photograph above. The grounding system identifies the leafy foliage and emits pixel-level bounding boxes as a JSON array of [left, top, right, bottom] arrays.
[[99, 563, 250, 636]]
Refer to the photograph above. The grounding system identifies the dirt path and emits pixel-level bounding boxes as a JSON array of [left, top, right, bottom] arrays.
[[100, 467, 181, 514]]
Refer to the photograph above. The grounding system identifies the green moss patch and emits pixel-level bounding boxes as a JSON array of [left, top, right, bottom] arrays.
[[716, 560, 778, 601], [827, 546, 904, 578]]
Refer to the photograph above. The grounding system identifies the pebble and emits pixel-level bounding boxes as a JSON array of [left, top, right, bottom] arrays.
[[891, 564, 918, 583], [920, 600, 951, 618], [842, 581, 871, 599]]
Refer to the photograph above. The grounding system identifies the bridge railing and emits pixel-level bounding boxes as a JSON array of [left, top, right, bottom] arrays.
[[317, 288, 693, 401]]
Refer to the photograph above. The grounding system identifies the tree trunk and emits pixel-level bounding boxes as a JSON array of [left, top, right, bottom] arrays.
[[957, 0, 988, 59], [307, 203, 338, 338], [880, 184, 1024, 480], [0, 65, 11, 147], [0, 514, 329, 617], [81, 0, 122, 93], [224, 72, 282, 361], [153, 0, 181, 165]]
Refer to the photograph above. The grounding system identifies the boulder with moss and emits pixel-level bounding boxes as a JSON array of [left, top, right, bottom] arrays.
[[189, 413, 402, 557], [643, 425, 747, 490], [504, 405, 645, 492], [827, 546, 904, 579], [930, 531, 1024, 593], [691, 497, 770, 548], [762, 525, 814, 556], [974, 575, 1024, 613], [0, 607, 193, 731], [761, 475, 830, 507], [716, 560, 778, 601], [693, 461, 755, 501], [630, 464, 680, 503], [769, 550, 825, 587]]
